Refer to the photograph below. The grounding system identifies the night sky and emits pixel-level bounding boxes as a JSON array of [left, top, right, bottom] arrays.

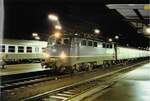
[[4, 0, 150, 48]]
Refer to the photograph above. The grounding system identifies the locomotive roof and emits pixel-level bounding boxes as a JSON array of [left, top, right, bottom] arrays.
[[61, 33, 105, 42]]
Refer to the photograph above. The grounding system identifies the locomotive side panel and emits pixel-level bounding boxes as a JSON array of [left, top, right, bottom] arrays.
[[69, 38, 115, 66]]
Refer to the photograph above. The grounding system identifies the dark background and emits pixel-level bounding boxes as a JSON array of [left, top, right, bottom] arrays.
[[4, 0, 150, 48]]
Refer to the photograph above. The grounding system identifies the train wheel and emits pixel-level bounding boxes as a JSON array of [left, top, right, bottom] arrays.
[[72, 64, 80, 73], [88, 63, 93, 71], [58, 66, 66, 74]]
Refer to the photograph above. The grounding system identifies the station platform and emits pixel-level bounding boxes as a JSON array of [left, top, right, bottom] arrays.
[[93, 63, 150, 101], [0, 63, 44, 76]]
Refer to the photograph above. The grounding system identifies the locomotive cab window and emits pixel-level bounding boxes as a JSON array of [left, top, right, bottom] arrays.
[[88, 41, 93, 46], [0, 45, 5, 52], [81, 40, 86, 46], [56, 39, 61, 44], [18, 46, 24, 53], [26, 47, 32, 53], [63, 39, 69, 44], [8, 46, 15, 52], [94, 42, 97, 47]]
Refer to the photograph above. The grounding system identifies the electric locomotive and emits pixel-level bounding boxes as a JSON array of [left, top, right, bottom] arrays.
[[41, 32, 150, 72]]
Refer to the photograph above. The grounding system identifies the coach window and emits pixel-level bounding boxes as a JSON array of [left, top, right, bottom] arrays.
[[106, 44, 109, 48], [102, 43, 106, 48], [110, 44, 112, 48], [42, 48, 46, 53], [8, 46, 15, 52], [18, 46, 24, 53], [88, 41, 93, 46], [81, 40, 86, 46], [27, 47, 32, 53], [0, 45, 5, 52], [94, 42, 97, 47], [35, 47, 39, 53]]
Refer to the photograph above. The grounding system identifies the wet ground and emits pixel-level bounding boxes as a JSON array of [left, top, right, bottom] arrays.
[[94, 63, 150, 101]]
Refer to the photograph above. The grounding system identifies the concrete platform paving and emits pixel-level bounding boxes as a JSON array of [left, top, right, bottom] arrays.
[[0, 63, 44, 76]]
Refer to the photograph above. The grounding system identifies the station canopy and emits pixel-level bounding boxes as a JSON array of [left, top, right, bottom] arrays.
[[107, 4, 150, 37]]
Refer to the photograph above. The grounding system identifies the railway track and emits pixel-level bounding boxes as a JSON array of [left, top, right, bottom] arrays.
[[1, 69, 89, 91], [0, 63, 126, 91], [23, 61, 147, 101], [0, 62, 122, 91], [1, 74, 70, 91]]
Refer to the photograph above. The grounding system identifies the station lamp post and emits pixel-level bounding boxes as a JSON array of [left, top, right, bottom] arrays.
[[35, 36, 40, 40], [48, 14, 62, 30], [108, 38, 112, 42], [54, 32, 61, 39], [94, 29, 100, 34], [32, 32, 38, 37], [115, 35, 119, 40], [145, 27, 150, 34], [32, 32, 40, 40], [55, 25, 62, 30], [48, 14, 58, 21]]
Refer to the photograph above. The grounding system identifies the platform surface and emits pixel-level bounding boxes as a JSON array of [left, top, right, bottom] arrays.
[[0, 63, 44, 76], [94, 63, 150, 101]]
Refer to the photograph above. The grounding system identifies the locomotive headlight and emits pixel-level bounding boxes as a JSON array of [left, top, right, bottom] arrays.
[[60, 51, 67, 59], [54, 32, 61, 39], [43, 53, 50, 58]]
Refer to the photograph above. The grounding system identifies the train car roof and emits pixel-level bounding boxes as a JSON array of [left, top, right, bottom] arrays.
[[0, 39, 48, 46]]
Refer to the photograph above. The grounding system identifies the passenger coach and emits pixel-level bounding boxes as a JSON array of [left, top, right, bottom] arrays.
[[0, 39, 47, 64]]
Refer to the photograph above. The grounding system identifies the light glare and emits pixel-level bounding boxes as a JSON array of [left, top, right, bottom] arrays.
[[115, 35, 119, 39], [48, 14, 58, 21], [145, 27, 150, 34], [35, 36, 40, 40], [109, 38, 112, 42], [55, 25, 62, 30], [32, 33, 38, 37], [60, 51, 66, 59], [94, 29, 100, 34], [54, 32, 61, 38]]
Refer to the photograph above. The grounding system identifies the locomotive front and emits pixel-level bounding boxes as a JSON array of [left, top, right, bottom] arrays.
[[41, 32, 71, 70]]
